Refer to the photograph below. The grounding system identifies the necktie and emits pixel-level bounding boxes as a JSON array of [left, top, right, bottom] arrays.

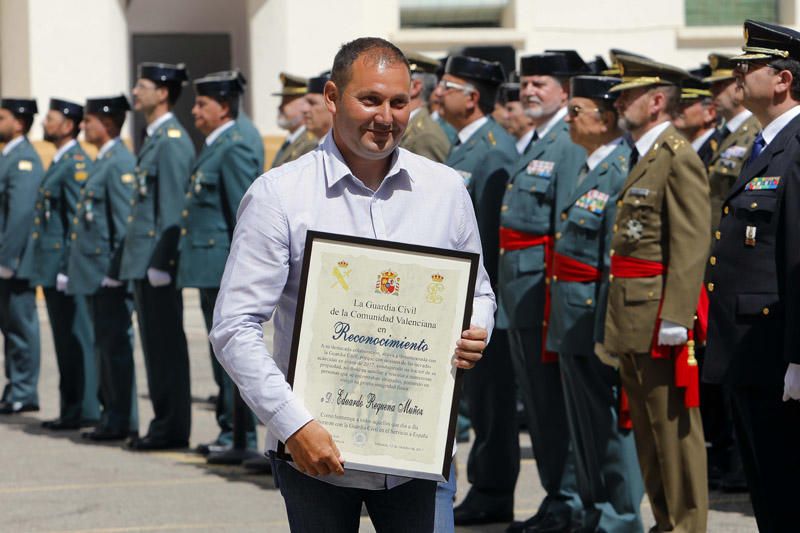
[[523, 130, 539, 155], [718, 124, 731, 143], [576, 163, 590, 187], [745, 132, 765, 169], [628, 147, 639, 170]]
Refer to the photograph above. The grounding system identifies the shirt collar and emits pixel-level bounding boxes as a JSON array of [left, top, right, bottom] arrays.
[[725, 109, 753, 134], [761, 105, 800, 146], [535, 106, 567, 139], [322, 132, 410, 191], [586, 137, 623, 171], [286, 124, 306, 144], [205, 120, 235, 146], [691, 128, 716, 153], [634, 120, 671, 158], [52, 139, 77, 164], [516, 128, 535, 155], [457, 116, 489, 145], [430, 110, 441, 122], [410, 107, 422, 120], [97, 138, 119, 160], [1, 135, 25, 156], [146, 111, 174, 137]]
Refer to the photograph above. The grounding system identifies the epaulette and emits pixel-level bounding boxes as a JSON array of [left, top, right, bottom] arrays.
[[665, 134, 687, 153], [487, 130, 496, 146], [167, 128, 182, 138]]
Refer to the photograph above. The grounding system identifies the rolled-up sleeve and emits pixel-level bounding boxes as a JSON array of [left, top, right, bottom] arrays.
[[209, 177, 313, 443]]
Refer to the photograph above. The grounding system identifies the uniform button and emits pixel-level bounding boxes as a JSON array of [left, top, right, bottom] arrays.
[[707, 282, 715, 292], [32, 232, 39, 239], [552, 275, 558, 282], [506, 183, 513, 190], [148, 230, 155, 237], [561, 213, 567, 221], [555, 232, 562, 239], [709, 256, 716, 265], [750, 202, 758, 208], [73, 217, 79, 224], [181, 228, 187, 236], [501, 205, 509, 212], [34, 217, 40, 225], [181, 209, 188, 218], [70, 232, 77, 240], [88, 191, 94, 197], [585, 298, 593, 305], [127, 216, 133, 222], [634, 199, 640, 205], [499, 248, 505, 255], [647, 291, 654, 297], [36, 203, 42, 209], [613, 224, 618, 233], [762, 307, 770, 316], [208, 239, 215, 245], [723, 206, 729, 215], [185, 193, 191, 198], [529, 186, 537, 192], [715, 230, 721, 240], [95, 247, 101, 254], [610, 249, 615, 256], [76, 202, 82, 209], [578, 219, 585, 225], [130, 200, 135, 206], [609, 274, 615, 282], [542, 320, 548, 326], [616, 200, 623, 207], [54, 242, 61, 249]]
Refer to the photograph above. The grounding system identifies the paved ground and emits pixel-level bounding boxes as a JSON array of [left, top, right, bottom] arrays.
[[0, 290, 756, 532]]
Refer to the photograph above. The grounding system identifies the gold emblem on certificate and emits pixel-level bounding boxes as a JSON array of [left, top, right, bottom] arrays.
[[282, 231, 479, 481]]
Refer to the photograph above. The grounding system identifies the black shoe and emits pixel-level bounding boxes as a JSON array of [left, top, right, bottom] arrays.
[[523, 513, 571, 533], [83, 428, 137, 441], [0, 401, 39, 414], [126, 435, 188, 451], [241, 454, 272, 474], [41, 418, 82, 430], [195, 441, 231, 456], [507, 513, 544, 533], [454, 502, 513, 525]]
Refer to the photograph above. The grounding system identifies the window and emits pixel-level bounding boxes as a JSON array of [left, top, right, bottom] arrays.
[[685, 0, 778, 26], [400, 0, 510, 29]]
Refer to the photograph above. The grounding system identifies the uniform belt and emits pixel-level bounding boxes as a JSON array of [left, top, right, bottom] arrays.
[[552, 252, 600, 282], [608, 254, 702, 421], [499, 227, 557, 363]]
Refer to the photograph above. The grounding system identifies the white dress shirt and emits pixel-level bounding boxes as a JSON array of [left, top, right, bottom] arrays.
[[210, 133, 495, 490], [516, 128, 536, 155], [535, 106, 568, 139], [634, 120, 672, 158], [97, 138, 119, 160], [586, 137, 623, 171], [52, 139, 77, 164], [285, 124, 307, 145], [146, 111, 174, 137], [724, 109, 753, 134], [205, 120, 235, 146], [691, 128, 716, 153], [761, 105, 800, 146], [1, 135, 25, 156], [457, 116, 489, 145]]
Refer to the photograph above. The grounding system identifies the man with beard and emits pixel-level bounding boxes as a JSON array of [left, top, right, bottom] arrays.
[[210, 37, 494, 533], [498, 51, 587, 533], [120, 62, 195, 451], [600, 55, 710, 532], [0, 98, 43, 414], [673, 74, 719, 167], [19, 99, 99, 429], [704, 20, 800, 532], [435, 54, 518, 528], [303, 72, 333, 141], [400, 52, 451, 163], [271, 72, 316, 168], [67, 95, 139, 441]]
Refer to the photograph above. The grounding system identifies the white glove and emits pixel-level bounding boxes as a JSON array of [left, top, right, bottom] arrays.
[[657, 319, 688, 346], [783, 363, 800, 402], [56, 273, 69, 292], [146, 267, 172, 287], [0, 265, 13, 279], [101, 276, 124, 288], [594, 342, 620, 369]]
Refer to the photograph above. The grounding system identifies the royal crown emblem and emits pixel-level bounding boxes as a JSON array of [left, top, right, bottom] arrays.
[[376, 270, 400, 295], [427, 273, 444, 304], [331, 259, 352, 291]]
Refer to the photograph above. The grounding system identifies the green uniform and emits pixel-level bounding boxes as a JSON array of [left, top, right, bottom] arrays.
[[120, 113, 195, 443], [497, 114, 586, 522], [18, 140, 98, 423], [67, 139, 139, 434], [434, 113, 459, 146], [177, 122, 262, 448], [445, 117, 519, 515], [0, 137, 43, 406], [547, 142, 644, 532], [236, 112, 265, 172], [271, 125, 317, 169], [401, 107, 451, 163]]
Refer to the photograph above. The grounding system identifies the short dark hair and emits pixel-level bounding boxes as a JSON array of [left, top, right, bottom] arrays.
[[97, 112, 126, 137], [770, 58, 800, 101], [65, 116, 81, 139], [14, 113, 33, 135], [466, 79, 499, 116], [331, 37, 410, 91], [653, 85, 680, 117], [209, 94, 240, 119], [156, 81, 183, 107]]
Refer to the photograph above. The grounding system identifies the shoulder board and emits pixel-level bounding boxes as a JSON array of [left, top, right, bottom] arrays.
[[18, 160, 33, 171], [664, 134, 687, 153], [487, 130, 496, 146]]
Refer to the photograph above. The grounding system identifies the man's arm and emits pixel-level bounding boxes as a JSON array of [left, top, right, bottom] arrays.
[[150, 138, 193, 273], [0, 158, 42, 269], [107, 160, 137, 280]]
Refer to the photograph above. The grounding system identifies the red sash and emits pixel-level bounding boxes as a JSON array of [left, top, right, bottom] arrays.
[[500, 227, 557, 362], [609, 255, 706, 428], [552, 252, 601, 282]]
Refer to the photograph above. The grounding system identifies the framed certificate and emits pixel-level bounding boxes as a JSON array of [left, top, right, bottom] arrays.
[[278, 231, 479, 482]]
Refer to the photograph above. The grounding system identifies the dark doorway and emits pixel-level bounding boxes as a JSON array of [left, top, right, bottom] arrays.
[[131, 33, 231, 153]]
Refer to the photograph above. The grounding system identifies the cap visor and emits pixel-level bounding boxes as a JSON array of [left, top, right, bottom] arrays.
[[730, 52, 773, 61], [609, 80, 665, 93], [702, 74, 735, 83]]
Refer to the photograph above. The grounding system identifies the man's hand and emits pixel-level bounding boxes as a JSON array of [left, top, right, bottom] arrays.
[[0, 266, 13, 279], [783, 363, 800, 402], [101, 276, 124, 288], [454, 326, 487, 370], [594, 342, 620, 369], [146, 267, 172, 287], [56, 273, 69, 292], [285, 420, 345, 476], [657, 320, 688, 346]]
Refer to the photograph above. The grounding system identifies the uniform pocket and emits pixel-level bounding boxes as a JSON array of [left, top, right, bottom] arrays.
[[736, 293, 779, 316], [566, 207, 602, 232], [623, 276, 662, 304]]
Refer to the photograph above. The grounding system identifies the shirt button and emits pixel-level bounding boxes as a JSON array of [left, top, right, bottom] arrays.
[[32, 232, 39, 239], [715, 230, 721, 240], [561, 213, 567, 221], [499, 248, 505, 255], [709, 256, 716, 265], [762, 307, 770, 316], [36, 203, 42, 209], [34, 217, 40, 225], [208, 239, 215, 245], [707, 282, 715, 292], [76, 202, 82, 209]]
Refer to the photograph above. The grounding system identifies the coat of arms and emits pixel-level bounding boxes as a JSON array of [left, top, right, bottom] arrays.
[[376, 270, 400, 295]]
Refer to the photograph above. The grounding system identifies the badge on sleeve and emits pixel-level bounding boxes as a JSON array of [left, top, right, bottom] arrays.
[[745, 177, 780, 190], [18, 160, 33, 171], [575, 189, 610, 214], [167, 128, 182, 138], [526, 160, 555, 178], [121, 173, 134, 184]]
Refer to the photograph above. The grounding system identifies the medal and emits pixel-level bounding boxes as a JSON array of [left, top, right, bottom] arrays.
[[745, 225, 757, 247], [85, 200, 94, 222], [44, 199, 51, 221], [195, 182, 202, 194]]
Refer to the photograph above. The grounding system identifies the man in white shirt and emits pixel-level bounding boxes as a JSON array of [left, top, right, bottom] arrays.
[[210, 37, 493, 532]]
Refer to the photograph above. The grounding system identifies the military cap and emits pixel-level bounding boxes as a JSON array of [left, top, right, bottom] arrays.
[[570, 75, 622, 101], [271, 72, 308, 96], [520, 51, 588, 78], [207, 69, 248, 87], [445, 55, 506, 86], [609, 54, 691, 92], [137, 62, 188, 84], [704, 53, 736, 83], [85, 95, 131, 115], [587, 55, 609, 74], [508, 70, 519, 83], [49, 98, 83, 121], [602, 49, 650, 75], [734, 19, 800, 61], [194, 71, 245, 97], [498, 82, 520, 104], [544, 50, 591, 76], [0, 98, 37, 115], [405, 51, 440, 74], [680, 76, 712, 101], [307, 72, 331, 94]]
